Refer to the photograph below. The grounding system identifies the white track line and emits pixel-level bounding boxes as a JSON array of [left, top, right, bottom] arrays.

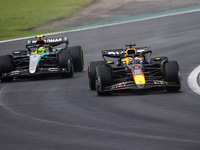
[[188, 65, 200, 95], [1, 8, 200, 44]]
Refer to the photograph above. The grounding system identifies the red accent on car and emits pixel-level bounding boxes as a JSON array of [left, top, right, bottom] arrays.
[[134, 66, 139, 69], [105, 87, 129, 91], [154, 85, 164, 87], [36, 40, 46, 44]]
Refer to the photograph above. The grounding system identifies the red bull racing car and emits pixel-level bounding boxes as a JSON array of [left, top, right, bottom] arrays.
[[0, 35, 84, 82], [88, 44, 181, 95]]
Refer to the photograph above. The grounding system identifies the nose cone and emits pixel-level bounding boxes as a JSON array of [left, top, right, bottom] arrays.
[[133, 74, 146, 85], [29, 55, 40, 74]]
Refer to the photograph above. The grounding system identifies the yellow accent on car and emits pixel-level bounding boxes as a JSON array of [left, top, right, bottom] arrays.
[[38, 47, 45, 51], [138, 57, 144, 60], [121, 57, 131, 65], [155, 58, 161, 60], [107, 61, 114, 64], [134, 75, 146, 85], [36, 35, 45, 38], [126, 48, 136, 55]]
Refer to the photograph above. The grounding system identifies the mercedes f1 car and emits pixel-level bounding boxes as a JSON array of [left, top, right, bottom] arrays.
[[88, 44, 181, 95], [0, 35, 84, 82]]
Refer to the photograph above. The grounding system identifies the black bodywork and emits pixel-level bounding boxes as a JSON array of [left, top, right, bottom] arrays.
[[1, 37, 73, 79], [95, 46, 181, 93]]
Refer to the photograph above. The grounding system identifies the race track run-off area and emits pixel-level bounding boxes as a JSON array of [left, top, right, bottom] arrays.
[[0, 10, 200, 150], [188, 65, 200, 95]]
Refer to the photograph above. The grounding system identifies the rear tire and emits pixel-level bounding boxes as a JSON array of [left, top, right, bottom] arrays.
[[95, 65, 112, 95], [164, 61, 181, 91], [68, 46, 84, 72], [0, 55, 13, 82], [58, 50, 74, 77], [88, 61, 105, 90]]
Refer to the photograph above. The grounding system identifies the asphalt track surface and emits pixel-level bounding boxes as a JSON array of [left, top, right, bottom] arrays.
[[0, 11, 200, 150]]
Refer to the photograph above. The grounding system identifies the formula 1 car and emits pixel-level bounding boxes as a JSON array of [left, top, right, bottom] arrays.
[[88, 44, 181, 95], [0, 35, 84, 82]]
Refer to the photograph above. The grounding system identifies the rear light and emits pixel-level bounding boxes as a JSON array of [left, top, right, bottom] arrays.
[[127, 69, 131, 72]]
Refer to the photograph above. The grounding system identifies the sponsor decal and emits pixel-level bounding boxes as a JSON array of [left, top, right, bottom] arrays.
[[137, 49, 145, 52], [134, 69, 142, 75], [111, 82, 127, 89], [107, 51, 124, 55], [46, 38, 62, 43], [133, 74, 145, 85], [134, 66, 139, 69], [30, 38, 63, 44], [107, 48, 147, 55], [154, 80, 165, 84]]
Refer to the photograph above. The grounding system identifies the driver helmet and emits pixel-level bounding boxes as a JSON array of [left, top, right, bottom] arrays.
[[37, 46, 46, 53]]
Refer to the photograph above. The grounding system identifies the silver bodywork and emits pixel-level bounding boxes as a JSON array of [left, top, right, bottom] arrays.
[[29, 54, 41, 74]]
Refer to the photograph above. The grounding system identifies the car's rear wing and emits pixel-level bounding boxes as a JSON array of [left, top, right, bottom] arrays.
[[102, 49, 124, 58], [102, 47, 150, 58], [26, 37, 69, 47]]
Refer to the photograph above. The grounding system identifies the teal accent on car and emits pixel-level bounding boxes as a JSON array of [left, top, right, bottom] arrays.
[[27, 53, 49, 67], [37, 53, 49, 65], [56, 48, 63, 50]]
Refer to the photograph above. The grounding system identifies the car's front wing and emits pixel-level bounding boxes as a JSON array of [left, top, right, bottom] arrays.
[[0, 67, 72, 78], [102, 80, 180, 92]]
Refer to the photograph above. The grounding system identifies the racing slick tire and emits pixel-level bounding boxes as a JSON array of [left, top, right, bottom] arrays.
[[88, 61, 105, 90], [164, 61, 181, 92], [150, 56, 168, 64], [68, 46, 84, 72], [95, 65, 112, 95], [0, 55, 13, 82], [58, 50, 74, 77]]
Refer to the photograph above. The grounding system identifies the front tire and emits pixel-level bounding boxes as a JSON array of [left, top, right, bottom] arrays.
[[0, 55, 13, 82], [88, 61, 105, 90], [95, 65, 112, 95], [164, 61, 181, 91], [58, 50, 74, 77], [68, 46, 84, 72]]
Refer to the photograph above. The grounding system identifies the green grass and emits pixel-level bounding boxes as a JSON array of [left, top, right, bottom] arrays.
[[0, 0, 92, 41]]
